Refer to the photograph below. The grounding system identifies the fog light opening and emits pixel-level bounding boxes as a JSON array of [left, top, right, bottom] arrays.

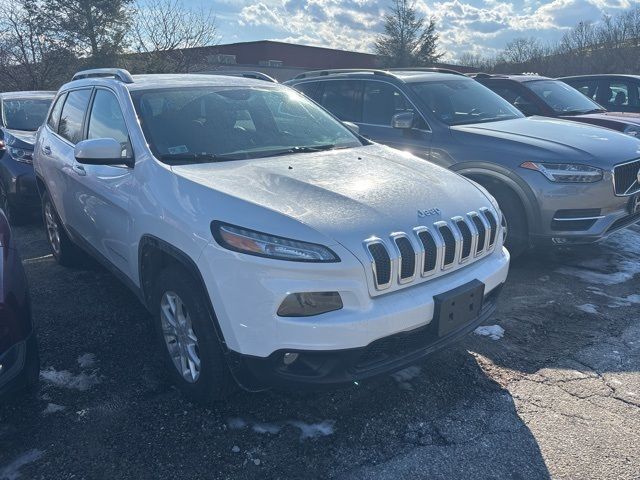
[[552, 237, 568, 245], [283, 352, 299, 366], [277, 291, 343, 317]]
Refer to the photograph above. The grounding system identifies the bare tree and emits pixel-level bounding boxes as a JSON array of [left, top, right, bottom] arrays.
[[129, 0, 219, 73], [375, 0, 445, 67], [0, 0, 73, 90]]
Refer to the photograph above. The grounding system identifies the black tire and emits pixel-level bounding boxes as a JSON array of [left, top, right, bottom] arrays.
[[41, 191, 86, 267], [486, 186, 529, 259], [0, 184, 28, 226], [152, 265, 233, 404]]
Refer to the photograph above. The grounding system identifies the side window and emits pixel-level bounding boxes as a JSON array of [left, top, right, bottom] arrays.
[[491, 83, 542, 116], [362, 82, 414, 126], [607, 82, 631, 107], [295, 82, 321, 102], [47, 93, 67, 132], [88, 90, 132, 158], [568, 80, 598, 101], [58, 89, 92, 144], [319, 80, 362, 122]]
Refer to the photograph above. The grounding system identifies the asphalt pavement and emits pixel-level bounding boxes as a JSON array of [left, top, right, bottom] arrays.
[[1, 223, 638, 479]]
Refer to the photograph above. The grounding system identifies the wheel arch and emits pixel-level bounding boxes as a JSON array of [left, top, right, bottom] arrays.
[[138, 235, 228, 350], [452, 163, 540, 234]]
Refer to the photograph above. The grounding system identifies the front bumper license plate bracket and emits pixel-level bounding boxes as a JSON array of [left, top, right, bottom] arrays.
[[434, 279, 486, 337]]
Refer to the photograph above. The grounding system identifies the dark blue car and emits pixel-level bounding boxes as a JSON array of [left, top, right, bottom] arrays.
[[0, 91, 55, 224]]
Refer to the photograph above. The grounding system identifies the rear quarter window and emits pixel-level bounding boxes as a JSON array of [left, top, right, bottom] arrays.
[[47, 93, 67, 132], [58, 89, 92, 144]]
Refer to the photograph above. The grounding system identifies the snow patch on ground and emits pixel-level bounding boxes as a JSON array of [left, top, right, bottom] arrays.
[[42, 403, 65, 416], [0, 449, 43, 480], [40, 368, 100, 391], [391, 366, 422, 390], [576, 304, 598, 314], [227, 418, 334, 440], [556, 230, 640, 285], [77, 353, 96, 369], [474, 325, 505, 340], [587, 287, 640, 308]]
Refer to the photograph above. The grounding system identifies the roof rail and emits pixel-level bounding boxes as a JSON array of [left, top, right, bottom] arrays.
[[72, 68, 134, 84], [467, 72, 496, 78], [204, 71, 278, 83], [293, 69, 396, 80], [389, 67, 466, 76]]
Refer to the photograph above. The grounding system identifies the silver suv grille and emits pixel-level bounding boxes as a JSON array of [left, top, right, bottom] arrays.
[[364, 209, 499, 291], [613, 159, 640, 196]]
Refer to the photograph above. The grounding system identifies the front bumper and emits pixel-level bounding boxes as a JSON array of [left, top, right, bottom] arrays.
[[228, 285, 502, 390], [519, 168, 640, 244], [0, 150, 39, 209]]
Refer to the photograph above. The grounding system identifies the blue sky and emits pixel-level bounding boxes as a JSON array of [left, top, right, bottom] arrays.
[[183, 0, 639, 61]]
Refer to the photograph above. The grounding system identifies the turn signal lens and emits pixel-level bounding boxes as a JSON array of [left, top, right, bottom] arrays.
[[277, 292, 343, 317]]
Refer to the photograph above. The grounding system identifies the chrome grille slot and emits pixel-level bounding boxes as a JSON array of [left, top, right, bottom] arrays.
[[416, 229, 438, 274], [481, 208, 498, 247], [366, 240, 392, 290], [455, 218, 473, 260], [437, 224, 457, 267], [393, 235, 417, 283], [613, 159, 640, 196], [470, 214, 487, 253]]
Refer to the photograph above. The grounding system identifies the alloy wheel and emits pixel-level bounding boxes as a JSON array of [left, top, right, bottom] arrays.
[[44, 201, 61, 256], [160, 291, 201, 383]]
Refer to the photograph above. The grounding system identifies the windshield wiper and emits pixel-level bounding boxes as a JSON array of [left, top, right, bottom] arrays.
[[268, 144, 337, 157], [158, 152, 243, 164], [561, 108, 605, 116]]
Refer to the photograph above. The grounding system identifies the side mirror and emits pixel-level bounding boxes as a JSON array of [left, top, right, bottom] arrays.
[[392, 112, 415, 129], [343, 121, 360, 135], [74, 138, 132, 167]]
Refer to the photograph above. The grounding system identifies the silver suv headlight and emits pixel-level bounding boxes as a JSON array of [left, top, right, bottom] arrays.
[[211, 222, 339, 262], [7, 146, 33, 164], [521, 161, 603, 183]]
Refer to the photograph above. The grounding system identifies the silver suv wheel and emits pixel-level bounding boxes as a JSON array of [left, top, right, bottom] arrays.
[[160, 291, 201, 383], [44, 201, 61, 256]]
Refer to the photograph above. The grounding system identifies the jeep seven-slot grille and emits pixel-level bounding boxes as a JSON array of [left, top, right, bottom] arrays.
[[456, 220, 473, 260], [614, 160, 640, 195], [471, 216, 486, 253], [394, 236, 416, 280], [367, 242, 391, 287], [364, 209, 499, 291]]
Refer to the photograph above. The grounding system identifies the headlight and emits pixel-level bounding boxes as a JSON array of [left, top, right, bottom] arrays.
[[211, 222, 339, 262], [520, 161, 603, 183], [7, 146, 33, 164], [623, 125, 640, 137]]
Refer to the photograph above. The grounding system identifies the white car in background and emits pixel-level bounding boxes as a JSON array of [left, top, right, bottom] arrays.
[[33, 69, 510, 403]]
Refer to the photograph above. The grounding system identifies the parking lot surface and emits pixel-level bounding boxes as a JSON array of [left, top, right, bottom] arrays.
[[1, 223, 639, 480]]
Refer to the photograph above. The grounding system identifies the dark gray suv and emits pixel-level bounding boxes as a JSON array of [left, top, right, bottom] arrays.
[[286, 69, 640, 257]]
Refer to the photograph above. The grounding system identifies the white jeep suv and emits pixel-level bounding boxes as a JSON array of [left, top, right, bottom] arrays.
[[34, 69, 510, 402]]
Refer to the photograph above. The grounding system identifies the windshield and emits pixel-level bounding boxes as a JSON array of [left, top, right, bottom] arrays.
[[3, 98, 52, 131], [525, 80, 603, 115], [131, 86, 363, 163], [410, 79, 523, 126]]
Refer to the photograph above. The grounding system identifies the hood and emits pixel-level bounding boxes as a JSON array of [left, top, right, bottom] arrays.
[[4, 129, 36, 148], [171, 145, 495, 247], [451, 117, 640, 167]]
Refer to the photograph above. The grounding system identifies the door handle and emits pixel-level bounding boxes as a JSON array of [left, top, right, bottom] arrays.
[[42, 145, 52, 155], [72, 164, 86, 176]]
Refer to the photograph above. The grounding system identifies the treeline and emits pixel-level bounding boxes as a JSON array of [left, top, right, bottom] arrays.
[[0, 0, 219, 91], [456, 7, 640, 76]]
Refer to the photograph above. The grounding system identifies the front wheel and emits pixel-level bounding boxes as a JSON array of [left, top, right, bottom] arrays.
[[152, 265, 233, 404], [487, 187, 529, 259]]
